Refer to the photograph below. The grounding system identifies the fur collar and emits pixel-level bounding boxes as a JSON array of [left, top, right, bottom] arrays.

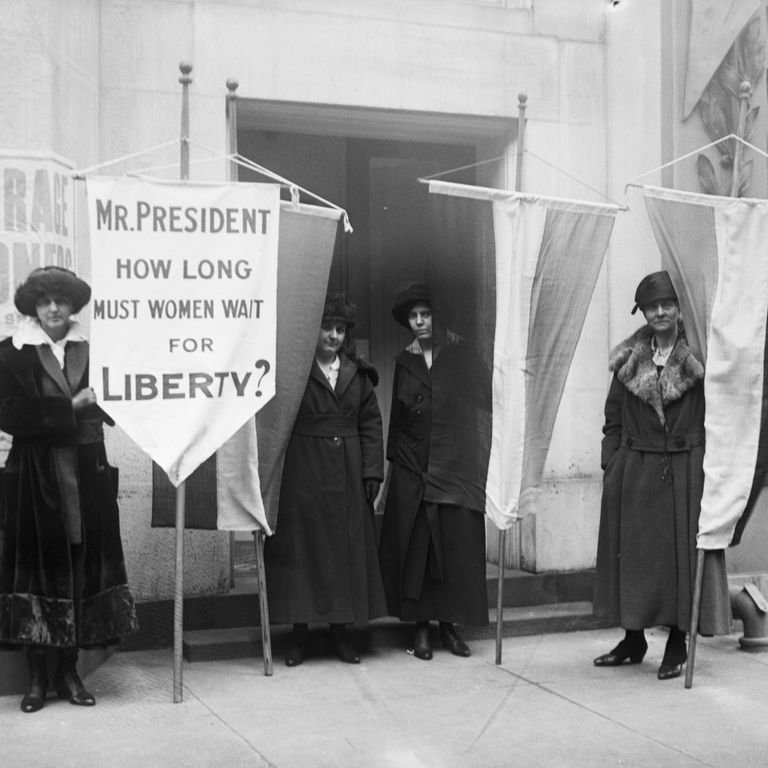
[[609, 325, 703, 427]]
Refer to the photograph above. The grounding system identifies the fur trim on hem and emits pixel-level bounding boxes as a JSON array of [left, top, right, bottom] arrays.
[[608, 325, 704, 426], [0, 593, 76, 646], [0, 584, 138, 648], [80, 585, 139, 646]]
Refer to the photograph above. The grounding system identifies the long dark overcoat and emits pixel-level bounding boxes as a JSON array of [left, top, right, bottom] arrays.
[[378, 344, 489, 626], [593, 325, 730, 634], [0, 338, 138, 648], [265, 353, 386, 625]]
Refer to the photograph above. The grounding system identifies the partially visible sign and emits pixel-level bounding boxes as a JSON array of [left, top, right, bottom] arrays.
[[86, 176, 280, 486], [0, 152, 76, 335]]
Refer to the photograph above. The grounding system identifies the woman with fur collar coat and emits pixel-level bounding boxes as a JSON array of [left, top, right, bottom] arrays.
[[0, 267, 137, 713], [593, 271, 730, 681]]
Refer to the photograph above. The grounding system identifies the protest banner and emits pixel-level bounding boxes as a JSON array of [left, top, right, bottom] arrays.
[[86, 176, 280, 487], [0, 152, 76, 336]]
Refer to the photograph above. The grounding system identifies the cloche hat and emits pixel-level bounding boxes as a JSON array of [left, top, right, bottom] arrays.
[[631, 270, 678, 315]]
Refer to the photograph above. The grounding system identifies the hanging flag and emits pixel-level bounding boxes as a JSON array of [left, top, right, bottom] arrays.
[[427, 181, 619, 531], [86, 176, 280, 489], [151, 203, 343, 533], [642, 185, 768, 549]]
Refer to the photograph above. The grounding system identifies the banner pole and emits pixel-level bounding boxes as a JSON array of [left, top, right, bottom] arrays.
[[225, 78, 239, 592], [173, 60, 193, 704], [495, 529, 506, 664], [495, 92, 528, 666], [729, 81, 752, 198], [225, 76, 273, 676], [684, 549, 706, 689]]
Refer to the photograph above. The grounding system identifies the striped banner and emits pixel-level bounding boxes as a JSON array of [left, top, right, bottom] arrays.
[[643, 185, 768, 549], [428, 181, 618, 530]]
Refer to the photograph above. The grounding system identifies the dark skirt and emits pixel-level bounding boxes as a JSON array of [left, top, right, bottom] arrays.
[[380, 497, 489, 626]]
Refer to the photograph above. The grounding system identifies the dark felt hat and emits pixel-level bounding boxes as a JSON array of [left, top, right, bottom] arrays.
[[14, 266, 91, 317], [391, 282, 432, 328], [631, 270, 678, 315], [322, 292, 356, 328]]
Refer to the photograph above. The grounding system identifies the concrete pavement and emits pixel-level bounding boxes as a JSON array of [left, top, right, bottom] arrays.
[[2, 626, 767, 767]]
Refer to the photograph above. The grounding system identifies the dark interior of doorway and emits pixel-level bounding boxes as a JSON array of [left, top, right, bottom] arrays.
[[237, 131, 477, 439]]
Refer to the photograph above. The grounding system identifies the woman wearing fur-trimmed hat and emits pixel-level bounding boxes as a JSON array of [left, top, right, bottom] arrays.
[[265, 292, 386, 666], [0, 267, 137, 713], [592, 271, 730, 680]]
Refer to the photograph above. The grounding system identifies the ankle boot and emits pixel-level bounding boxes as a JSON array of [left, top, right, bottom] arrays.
[[593, 629, 647, 667], [329, 624, 360, 664], [55, 648, 95, 706], [658, 626, 687, 680], [285, 623, 308, 667], [439, 622, 470, 657], [412, 622, 433, 660], [20, 647, 48, 713]]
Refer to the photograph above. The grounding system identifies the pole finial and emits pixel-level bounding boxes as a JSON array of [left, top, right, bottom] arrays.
[[518, 93, 528, 107], [226, 78, 239, 95], [179, 61, 193, 84], [739, 80, 752, 100]]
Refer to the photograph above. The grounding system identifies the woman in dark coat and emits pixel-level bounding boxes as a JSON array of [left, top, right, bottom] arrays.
[[0, 267, 137, 712], [593, 271, 730, 680], [265, 293, 386, 666], [379, 283, 489, 661]]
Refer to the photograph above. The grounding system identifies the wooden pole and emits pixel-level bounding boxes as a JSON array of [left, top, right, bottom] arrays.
[[495, 530, 506, 665], [225, 78, 239, 592], [495, 92, 528, 666], [729, 81, 752, 198], [173, 60, 193, 704], [254, 531, 273, 675], [684, 549, 705, 689]]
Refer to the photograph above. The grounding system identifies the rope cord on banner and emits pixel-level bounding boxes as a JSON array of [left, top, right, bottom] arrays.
[[230, 151, 353, 234], [420, 151, 626, 209], [186, 138, 353, 232], [70, 140, 180, 178], [623, 133, 768, 192]]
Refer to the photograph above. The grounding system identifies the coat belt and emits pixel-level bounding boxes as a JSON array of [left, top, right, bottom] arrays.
[[292, 415, 358, 438], [622, 431, 705, 453]]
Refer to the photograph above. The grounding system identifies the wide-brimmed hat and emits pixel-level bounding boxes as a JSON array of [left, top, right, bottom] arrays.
[[391, 282, 455, 329], [322, 292, 356, 328], [631, 270, 678, 315], [14, 266, 91, 317]]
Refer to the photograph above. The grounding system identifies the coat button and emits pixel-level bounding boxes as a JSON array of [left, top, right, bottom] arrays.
[[415, 409, 421, 415], [331, 436, 342, 447], [409, 440, 417, 449], [416, 393, 424, 402]]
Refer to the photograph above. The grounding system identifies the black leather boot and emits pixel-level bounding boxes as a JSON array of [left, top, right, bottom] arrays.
[[439, 622, 470, 657], [55, 648, 95, 706], [329, 624, 360, 664], [285, 623, 309, 667], [413, 622, 433, 660], [20, 647, 48, 713], [658, 626, 687, 680], [594, 629, 648, 667]]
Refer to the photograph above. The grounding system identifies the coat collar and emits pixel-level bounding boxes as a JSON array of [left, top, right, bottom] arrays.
[[309, 353, 358, 396], [609, 324, 703, 426], [35, 340, 89, 396], [396, 346, 431, 388]]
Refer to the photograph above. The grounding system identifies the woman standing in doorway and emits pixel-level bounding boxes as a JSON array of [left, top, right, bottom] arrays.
[[265, 293, 386, 666], [379, 282, 489, 661], [0, 267, 138, 712]]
